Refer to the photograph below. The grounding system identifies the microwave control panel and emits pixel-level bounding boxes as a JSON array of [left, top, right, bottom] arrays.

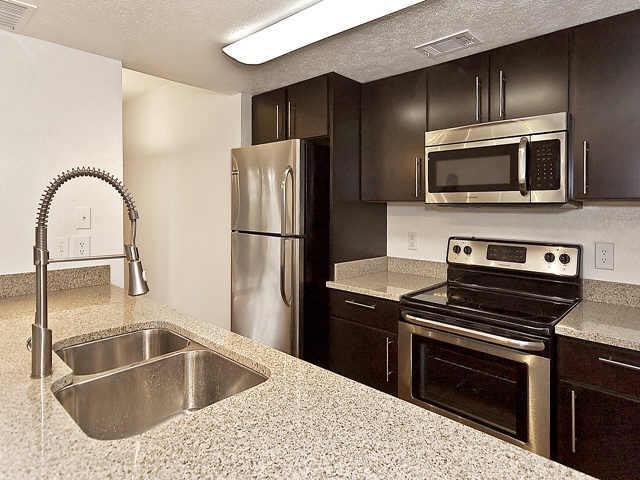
[[529, 139, 561, 191]]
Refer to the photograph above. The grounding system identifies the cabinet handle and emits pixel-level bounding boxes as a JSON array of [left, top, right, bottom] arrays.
[[344, 299, 376, 310], [276, 104, 280, 140], [474, 75, 480, 122], [415, 157, 421, 198], [287, 100, 292, 138], [571, 389, 577, 453], [499, 70, 505, 119], [385, 337, 392, 382], [583, 140, 588, 196], [599, 357, 640, 372]]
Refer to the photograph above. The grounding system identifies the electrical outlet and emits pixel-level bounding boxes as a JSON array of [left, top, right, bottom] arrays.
[[595, 242, 614, 270], [53, 237, 68, 258], [72, 236, 91, 257], [76, 206, 91, 229], [408, 232, 418, 251]]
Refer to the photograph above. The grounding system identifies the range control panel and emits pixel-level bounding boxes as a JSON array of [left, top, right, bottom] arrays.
[[448, 237, 581, 277]]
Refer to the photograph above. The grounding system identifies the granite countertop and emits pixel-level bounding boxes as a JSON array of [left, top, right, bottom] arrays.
[[0, 285, 588, 479], [557, 299, 640, 351], [326, 256, 446, 301], [326, 271, 442, 301]]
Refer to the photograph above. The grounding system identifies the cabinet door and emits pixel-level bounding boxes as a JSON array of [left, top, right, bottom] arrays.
[[328, 316, 397, 395], [572, 10, 640, 199], [361, 69, 426, 201], [252, 88, 286, 145], [287, 76, 328, 139], [557, 381, 640, 480], [489, 31, 569, 121], [427, 53, 489, 131]]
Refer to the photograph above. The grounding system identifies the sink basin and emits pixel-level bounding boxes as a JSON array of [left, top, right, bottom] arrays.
[[53, 348, 267, 440], [55, 328, 190, 375]]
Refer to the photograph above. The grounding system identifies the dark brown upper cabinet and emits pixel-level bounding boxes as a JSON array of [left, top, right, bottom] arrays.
[[427, 53, 489, 131], [286, 76, 328, 139], [571, 10, 640, 200], [489, 31, 569, 121], [252, 88, 286, 145], [361, 69, 427, 201], [252, 76, 328, 145]]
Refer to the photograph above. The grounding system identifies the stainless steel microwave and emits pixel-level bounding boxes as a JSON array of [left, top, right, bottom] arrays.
[[425, 112, 568, 204]]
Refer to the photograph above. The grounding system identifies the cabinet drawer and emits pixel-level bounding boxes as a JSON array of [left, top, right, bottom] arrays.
[[328, 289, 399, 333], [557, 335, 640, 398]]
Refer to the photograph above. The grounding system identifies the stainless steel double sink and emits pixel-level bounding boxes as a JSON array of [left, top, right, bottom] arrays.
[[52, 328, 267, 440]]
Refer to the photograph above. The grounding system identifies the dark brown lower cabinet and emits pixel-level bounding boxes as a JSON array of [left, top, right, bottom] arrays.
[[556, 381, 640, 480], [328, 315, 397, 395]]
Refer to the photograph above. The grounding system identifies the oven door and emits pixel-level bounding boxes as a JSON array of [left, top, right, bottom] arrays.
[[398, 317, 550, 457], [426, 136, 531, 204]]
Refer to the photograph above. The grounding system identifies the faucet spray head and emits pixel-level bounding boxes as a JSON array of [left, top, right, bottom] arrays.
[[125, 244, 149, 296]]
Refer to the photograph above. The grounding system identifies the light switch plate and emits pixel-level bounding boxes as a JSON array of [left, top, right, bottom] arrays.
[[408, 232, 418, 251], [72, 236, 91, 257], [76, 206, 91, 229], [595, 242, 614, 270]]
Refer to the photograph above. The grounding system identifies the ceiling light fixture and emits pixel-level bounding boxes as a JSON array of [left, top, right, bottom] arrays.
[[223, 0, 424, 65]]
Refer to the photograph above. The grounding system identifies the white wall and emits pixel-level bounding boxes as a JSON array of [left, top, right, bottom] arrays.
[[0, 31, 124, 286], [388, 203, 640, 284], [123, 70, 241, 329]]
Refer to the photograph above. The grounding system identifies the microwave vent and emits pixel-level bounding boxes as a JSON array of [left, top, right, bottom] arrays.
[[0, 0, 36, 32], [415, 30, 481, 57]]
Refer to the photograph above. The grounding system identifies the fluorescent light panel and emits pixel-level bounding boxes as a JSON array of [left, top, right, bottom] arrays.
[[223, 0, 423, 65]]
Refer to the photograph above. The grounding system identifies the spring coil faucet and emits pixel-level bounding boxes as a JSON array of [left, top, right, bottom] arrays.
[[29, 167, 149, 378]]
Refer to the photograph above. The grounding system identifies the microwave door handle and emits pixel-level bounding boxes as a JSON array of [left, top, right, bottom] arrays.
[[518, 137, 528, 196]]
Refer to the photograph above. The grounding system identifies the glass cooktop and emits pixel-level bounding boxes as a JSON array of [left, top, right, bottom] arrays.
[[404, 283, 577, 328]]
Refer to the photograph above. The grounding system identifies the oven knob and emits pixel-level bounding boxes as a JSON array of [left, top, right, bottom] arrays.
[[463, 246, 473, 255], [544, 252, 555, 263], [452, 245, 461, 254], [559, 253, 571, 265]]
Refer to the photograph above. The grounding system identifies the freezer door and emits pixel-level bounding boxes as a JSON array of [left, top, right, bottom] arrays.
[[231, 232, 300, 355], [232, 139, 302, 235]]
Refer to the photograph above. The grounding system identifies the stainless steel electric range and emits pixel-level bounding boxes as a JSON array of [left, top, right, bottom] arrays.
[[399, 237, 582, 457]]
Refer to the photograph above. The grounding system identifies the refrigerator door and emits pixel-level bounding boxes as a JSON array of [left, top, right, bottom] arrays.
[[231, 231, 300, 355], [232, 139, 302, 236]]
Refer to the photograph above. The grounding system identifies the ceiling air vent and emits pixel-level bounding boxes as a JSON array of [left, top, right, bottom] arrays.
[[0, 0, 37, 32], [415, 30, 480, 58]]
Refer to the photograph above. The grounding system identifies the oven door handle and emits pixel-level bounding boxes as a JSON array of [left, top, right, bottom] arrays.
[[518, 136, 528, 197], [402, 313, 546, 352]]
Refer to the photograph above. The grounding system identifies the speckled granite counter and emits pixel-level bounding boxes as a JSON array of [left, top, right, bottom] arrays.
[[327, 256, 445, 301], [0, 286, 588, 479], [557, 299, 640, 351], [327, 272, 442, 301]]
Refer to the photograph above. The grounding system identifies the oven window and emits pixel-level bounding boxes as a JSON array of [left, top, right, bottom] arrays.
[[428, 143, 519, 192], [412, 335, 528, 442]]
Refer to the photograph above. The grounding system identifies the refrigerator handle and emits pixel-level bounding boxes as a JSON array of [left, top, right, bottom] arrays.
[[280, 166, 294, 306], [231, 163, 240, 229], [280, 238, 292, 306], [280, 166, 294, 236]]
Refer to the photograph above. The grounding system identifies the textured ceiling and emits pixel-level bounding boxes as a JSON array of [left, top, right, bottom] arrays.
[[18, 0, 640, 95]]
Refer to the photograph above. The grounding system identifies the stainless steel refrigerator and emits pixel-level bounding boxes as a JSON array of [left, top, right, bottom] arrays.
[[231, 139, 316, 356]]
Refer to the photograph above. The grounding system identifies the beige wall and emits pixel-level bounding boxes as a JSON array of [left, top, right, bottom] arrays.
[[123, 70, 241, 329], [388, 203, 640, 284], [0, 31, 124, 286]]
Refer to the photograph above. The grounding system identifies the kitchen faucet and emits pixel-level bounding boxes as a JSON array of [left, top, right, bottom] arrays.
[[28, 167, 149, 378]]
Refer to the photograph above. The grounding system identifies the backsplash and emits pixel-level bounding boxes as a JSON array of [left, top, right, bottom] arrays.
[[0, 266, 110, 298], [388, 203, 640, 285]]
